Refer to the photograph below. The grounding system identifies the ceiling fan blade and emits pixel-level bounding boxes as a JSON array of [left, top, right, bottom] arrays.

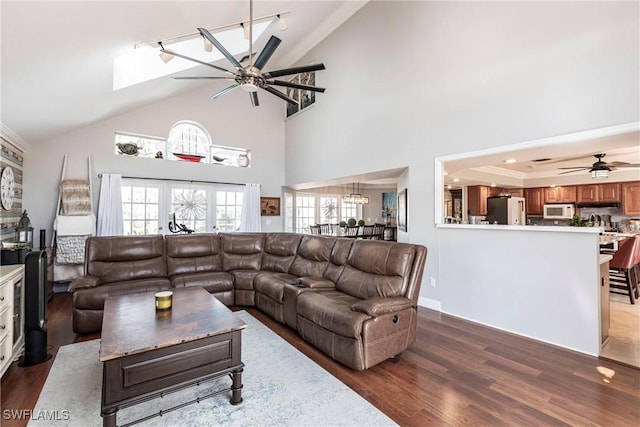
[[268, 80, 326, 93], [262, 63, 326, 79], [250, 92, 259, 107], [557, 166, 591, 170], [211, 84, 240, 99], [173, 76, 235, 80], [609, 162, 640, 167], [253, 36, 281, 71], [262, 86, 299, 105], [558, 168, 591, 175], [160, 48, 235, 76], [198, 28, 243, 70]]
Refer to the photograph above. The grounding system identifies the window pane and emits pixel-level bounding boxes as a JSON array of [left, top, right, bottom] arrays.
[[132, 187, 145, 203], [122, 204, 132, 220], [121, 186, 132, 203], [147, 204, 158, 220], [131, 220, 145, 235], [146, 188, 159, 203], [146, 221, 159, 234], [132, 204, 145, 219]]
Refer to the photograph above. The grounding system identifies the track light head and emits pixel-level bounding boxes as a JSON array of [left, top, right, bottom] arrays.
[[277, 14, 287, 31]]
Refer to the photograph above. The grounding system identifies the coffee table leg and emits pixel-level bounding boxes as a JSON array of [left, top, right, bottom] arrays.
[[230, 367, 243, 405], [101, 408, 117, 427]]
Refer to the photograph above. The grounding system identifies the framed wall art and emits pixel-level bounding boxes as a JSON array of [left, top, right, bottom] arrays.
[[260, 197, 281, 216], [397, 189, 407, 232], [285, 69, 318, 118]]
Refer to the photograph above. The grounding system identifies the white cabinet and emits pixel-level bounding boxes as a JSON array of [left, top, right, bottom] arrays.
[[0, 264, 24, 377]]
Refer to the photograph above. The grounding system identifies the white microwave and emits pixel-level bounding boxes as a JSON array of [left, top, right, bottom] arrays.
[[543, 204, 575, 219]]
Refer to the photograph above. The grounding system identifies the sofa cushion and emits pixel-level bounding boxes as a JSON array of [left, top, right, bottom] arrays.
[[336, 240, 416, 299], [166, 234, 222, 276], [231, 270, 262, 290], [73, 278, 171, 310], [261, 233, 302, 272], [170, 271, 234, 294], [85, 235, 166, 283], [323, 239, 354, 283], [288, 235, 336, 277], [254, 271, 298, 302], [297, 290, 370, 338], [221, 233, 264, 271]]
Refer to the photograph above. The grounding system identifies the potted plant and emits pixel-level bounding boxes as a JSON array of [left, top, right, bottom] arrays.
[[357, 219, 365, 227]]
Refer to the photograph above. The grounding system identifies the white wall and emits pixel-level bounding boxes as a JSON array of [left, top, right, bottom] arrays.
[[284, 1, 639, 305], [437, 225, 601, 356], [23, 86, 286, 240]]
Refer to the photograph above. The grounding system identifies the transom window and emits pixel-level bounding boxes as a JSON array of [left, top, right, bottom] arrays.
[[114, 121, 250, 167]]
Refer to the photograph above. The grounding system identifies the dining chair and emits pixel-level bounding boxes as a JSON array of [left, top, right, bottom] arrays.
[[609, 235, 640, 304], [372, 223, 386, 240], [329, 223, 340, 236], [309, 225, 321, 235], [319, 223, 331, 235], [344, 225, 360, 238], [361, 225, 375, 239]]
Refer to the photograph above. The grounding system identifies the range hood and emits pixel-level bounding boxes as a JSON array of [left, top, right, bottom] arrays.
[[576, 201, 620, 208]]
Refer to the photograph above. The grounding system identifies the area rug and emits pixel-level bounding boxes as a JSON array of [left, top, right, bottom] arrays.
[[28, 310, 395, 427]]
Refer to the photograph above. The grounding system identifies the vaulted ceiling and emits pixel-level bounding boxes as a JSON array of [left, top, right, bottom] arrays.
[[0, 1, 367, 145]]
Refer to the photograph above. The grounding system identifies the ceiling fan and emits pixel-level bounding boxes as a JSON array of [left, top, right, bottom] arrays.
[[558, 153, 640, 177], [159, 0, 326, 107]]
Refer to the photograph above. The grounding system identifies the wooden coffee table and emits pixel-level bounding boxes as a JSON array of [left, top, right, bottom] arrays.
[[99, 287, 246, 427]]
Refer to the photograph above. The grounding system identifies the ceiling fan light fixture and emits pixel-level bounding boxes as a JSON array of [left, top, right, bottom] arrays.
[[242, 82, 259, 92], [277, 14, 288, 31], [590, 167, 610, 179]]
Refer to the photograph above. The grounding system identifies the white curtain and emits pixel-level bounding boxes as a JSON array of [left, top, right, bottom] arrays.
[[97, 173, 124, 236], [240, 183, 261, 232]]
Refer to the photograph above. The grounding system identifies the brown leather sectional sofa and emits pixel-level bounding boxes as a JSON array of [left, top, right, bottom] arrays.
[[69, 233, 427, 370]]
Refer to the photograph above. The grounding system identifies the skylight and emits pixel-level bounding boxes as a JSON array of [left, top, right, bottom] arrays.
[[113, 21, 271, 91]]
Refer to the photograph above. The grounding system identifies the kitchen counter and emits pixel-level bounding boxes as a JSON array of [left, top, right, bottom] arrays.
[[437, 223, 600, 234]]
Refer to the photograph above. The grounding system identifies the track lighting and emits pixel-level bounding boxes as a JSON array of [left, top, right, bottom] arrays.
[[240, 22, 250, 40], [203, 36, 213, 52], [277, 14, 287, 31], [158, 42, 175, 63]]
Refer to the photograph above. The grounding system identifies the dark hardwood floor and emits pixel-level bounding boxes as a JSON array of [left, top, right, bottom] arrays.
[[2, 292, 639, 426]]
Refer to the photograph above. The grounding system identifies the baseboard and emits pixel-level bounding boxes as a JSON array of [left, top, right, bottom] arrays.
[[418, 296, 441, 311]]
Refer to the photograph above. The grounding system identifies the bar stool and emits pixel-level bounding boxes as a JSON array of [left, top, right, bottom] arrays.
[[609, 235, 640, 304]]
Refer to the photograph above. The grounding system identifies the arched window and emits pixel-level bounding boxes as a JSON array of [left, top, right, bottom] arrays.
[[166, 121, 211, 162]]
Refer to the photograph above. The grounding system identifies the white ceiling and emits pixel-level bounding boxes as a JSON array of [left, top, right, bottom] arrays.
[[1, 1, 637, 189], [0, 1, 367, 145]]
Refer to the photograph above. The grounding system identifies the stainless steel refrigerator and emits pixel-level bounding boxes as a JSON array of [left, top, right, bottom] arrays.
[[486, 196, 526, 225]]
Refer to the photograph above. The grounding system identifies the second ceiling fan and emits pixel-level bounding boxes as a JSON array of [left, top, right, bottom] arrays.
[[159, 0, 326, 107], [558, 153, 640, 176]]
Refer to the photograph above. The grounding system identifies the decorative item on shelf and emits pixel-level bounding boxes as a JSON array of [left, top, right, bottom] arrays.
[[16, 210, 34, 248], [237, 153, 250, 167], [155, 291, 173, 310], [116, 143, 140, 156], [260, 197, 280, 216], [155, 151, 163, 159], [173, 153, 205, 162], [168, 213, 194, 234]]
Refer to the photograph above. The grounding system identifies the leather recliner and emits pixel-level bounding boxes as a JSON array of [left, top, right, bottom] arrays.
[[69, 232, 427, 370]]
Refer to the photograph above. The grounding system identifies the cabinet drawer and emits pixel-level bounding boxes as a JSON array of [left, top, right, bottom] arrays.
[[0, 283, 9, 312], [0, 306, 12, 341], [0, 332, 11, 374]]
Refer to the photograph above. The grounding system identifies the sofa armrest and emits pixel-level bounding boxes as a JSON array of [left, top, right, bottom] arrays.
[[295, 277, 336, 289], [350, 296, 414, 316], [68, 275, 100, 292]]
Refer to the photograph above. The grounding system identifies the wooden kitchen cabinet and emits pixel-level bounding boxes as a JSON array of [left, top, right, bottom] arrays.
[[544, 186, 577, 203], [525, 187, 544, 216], [621, 181, 640, 215], [577, 183, 620, 203], [468, 185, 491, 216]]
